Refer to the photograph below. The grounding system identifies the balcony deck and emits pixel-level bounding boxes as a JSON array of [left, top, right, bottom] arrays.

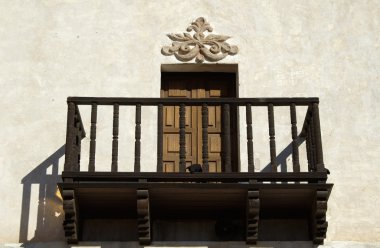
[[59, 97, 332, 245]]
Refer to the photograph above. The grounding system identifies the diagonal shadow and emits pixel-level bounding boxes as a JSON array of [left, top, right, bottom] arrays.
[[19, 145, 65, 243], [261, 137, 305, 173]]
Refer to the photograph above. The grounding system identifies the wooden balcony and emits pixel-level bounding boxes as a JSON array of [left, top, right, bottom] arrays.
[[58, 97, 333, 245]]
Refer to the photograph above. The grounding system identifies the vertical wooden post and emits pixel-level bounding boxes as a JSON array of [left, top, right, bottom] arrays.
[[290, 104, 300, 172], [312, 103, 325, 172], [268, 104, 277, 172], [88, 103, 97, 172], [223, 104, 232, 172], [306, 126, 312, 171], [157, 104, 163, 172], [246, 104, 255, 172], [202, 104, 209, 172], [64, 102, 76, 172], [134, 104, 142, 172], [179, 104, 186, 172], [74, 119, 81, 172], [309, 120, 317, 171], [111, 103, 119, 172]]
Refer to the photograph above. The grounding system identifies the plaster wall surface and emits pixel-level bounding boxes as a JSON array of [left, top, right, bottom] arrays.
[[0, 0, 379, 246]]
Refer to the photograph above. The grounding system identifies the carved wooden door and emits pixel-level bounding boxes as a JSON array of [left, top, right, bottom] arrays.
[[161, 72, 237, 172]]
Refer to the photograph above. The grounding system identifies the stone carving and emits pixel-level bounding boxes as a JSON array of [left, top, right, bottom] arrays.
[[162, 17, 238, 63]]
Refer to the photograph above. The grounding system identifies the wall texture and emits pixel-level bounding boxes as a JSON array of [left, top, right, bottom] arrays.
[[0, 0, 379, 246]]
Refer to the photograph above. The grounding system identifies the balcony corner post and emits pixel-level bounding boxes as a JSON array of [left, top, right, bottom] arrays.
[[64, 102, 76, 172], [312, 103, 325, 172]]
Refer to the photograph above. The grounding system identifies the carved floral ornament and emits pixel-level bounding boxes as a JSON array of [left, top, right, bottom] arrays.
[[162, 17, 238, 63]]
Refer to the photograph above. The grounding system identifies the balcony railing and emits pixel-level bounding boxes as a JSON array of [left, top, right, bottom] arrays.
[[63, 97, 327, 181]]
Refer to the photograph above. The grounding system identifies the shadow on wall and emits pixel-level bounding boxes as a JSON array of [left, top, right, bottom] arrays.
[[261, 137, 305, 173], [19, 145, 66, 244]]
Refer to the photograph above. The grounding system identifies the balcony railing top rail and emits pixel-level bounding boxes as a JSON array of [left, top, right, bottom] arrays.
[[68, 96, 319, 106], [64, 97, 326, 181]]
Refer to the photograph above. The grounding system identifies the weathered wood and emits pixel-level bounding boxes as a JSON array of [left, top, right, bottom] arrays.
[[246, 104, 254, 172], [290, 104, 300, 172], [179, 104, 186, 172], [246, 190, 259, 244], [134, 104, 141, 172], [312, 103, 325, 172], [88, 103, 97, 172], [306, 128, 312, 172], [137, 189, 151, 245], [313, 189, 328, 244], [268, 104, 277, 172], [223, 104, 231, 172], [111, 104, 119, 172], [202, 104, 209, 172], [64, 102, 76, 172], [68, 97, 319, 106], [157, 104, 163, 172], [62, 189, 78, 244]]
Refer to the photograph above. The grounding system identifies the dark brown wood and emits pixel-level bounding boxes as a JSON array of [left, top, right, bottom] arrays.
[[309, 121, 317, 171], [68, 97, 319, 106], [246, 104, 254, 172], [300, 105, 313, 137], [137, 189, 151, 245], [157, 104, 163, 172], [223, 104, 232, 172], [64, 102, 76, 172], [134, 104, 141, 172], [313, 189, 328, 244], [246, 190, 259, 244], [88, 103, 97, 172], [306, 127, 312, 172], [62, 189, 78, 244], [179, 104, 186, 172], [268, 104, 277, 172], [312, 103, 325, 172], [202, 103, 209, 172], [290, 104, 300, 172], [111, 104, 119, 172], [62, 171, 328, 183]]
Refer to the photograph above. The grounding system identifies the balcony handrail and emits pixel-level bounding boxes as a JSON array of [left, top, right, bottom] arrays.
[[63, 96, 326, 177], [67, 96, 319, 106]]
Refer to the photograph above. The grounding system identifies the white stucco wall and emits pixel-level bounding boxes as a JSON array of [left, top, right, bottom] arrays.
[[1, 0, 380, 247]]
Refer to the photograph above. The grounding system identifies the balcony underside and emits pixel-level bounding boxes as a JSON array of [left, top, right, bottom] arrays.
[[58, 172, 332, 244]]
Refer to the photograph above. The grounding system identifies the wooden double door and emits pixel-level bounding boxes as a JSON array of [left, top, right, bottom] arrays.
[[161, 72, 238, 172]]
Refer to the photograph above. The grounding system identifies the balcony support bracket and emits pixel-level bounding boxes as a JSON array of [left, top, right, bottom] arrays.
[[137, 189, 151, 245], [313, 189, 328, 244], [62, 189, 79, 244], [246, 189, 260, 244]]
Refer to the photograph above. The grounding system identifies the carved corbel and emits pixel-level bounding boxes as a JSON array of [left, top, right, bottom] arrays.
[[137, 189, 151, 245], [313, 189, 328, 244], [62, 189, 78, 244], [246, 190, 260, 244]]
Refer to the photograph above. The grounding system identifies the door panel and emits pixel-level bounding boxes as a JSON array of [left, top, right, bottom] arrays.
[[161, 72, 237, 172]]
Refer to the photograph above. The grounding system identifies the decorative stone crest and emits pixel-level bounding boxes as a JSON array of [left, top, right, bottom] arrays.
[[162, 17, 238, 63]]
